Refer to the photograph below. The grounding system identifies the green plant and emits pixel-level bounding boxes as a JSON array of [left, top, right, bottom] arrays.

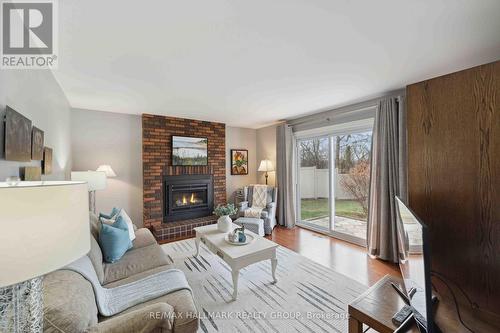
[[213, 203, 237, 217]]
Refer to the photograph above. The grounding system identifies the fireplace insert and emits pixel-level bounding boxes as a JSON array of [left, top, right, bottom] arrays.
[[163, 174, 213, 222]]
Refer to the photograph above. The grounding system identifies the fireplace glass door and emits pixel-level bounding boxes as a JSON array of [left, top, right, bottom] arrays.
[[163, 174, 214, 222], [172, 186, 208, 209]]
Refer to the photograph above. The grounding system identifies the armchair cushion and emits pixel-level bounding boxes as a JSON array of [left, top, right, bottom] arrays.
[[237, 201, 248, 209]]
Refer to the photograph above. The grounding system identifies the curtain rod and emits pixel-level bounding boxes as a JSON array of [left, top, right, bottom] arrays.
[[286, 89, 405, 126]]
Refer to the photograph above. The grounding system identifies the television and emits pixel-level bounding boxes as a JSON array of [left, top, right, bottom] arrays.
[[395, 196, 439, 333], [172, 136, 208, 166]]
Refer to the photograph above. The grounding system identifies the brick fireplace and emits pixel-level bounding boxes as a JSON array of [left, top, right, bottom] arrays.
[[142, 114, 226, 241]]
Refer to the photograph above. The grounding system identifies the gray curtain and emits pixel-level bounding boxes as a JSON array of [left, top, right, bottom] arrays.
[[367, 96, 407, 263], [276, 123, 296, 228]]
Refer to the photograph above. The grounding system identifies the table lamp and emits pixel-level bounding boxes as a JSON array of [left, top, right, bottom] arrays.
[[0, 181, 90, 333], [96, 165, 117, 178], [71, 171, 107, 213], [258, 159, 274, 185]]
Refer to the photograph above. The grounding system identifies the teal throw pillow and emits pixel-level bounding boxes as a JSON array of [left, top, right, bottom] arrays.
[[99, 216, 132, 263], [99, 207, 120, 220]]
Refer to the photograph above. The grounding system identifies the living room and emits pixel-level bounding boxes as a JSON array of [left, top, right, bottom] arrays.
[[0, 1, 499, 333]]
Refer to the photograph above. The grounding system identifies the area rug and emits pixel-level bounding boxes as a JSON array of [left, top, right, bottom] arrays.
[[162, 239, 367, 333]]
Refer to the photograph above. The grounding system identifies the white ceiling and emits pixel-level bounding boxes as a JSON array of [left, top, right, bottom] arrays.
[[55, 0, 500, 128]]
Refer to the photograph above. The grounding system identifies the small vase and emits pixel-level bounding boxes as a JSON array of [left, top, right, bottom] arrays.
[[217, 215, 232, 232]]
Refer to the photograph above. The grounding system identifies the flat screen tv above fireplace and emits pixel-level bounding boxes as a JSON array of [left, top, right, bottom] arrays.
[[163, 174, 214, 222]]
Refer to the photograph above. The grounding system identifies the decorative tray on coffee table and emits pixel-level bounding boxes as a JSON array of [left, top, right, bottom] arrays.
[[224, 233, 255, 246]]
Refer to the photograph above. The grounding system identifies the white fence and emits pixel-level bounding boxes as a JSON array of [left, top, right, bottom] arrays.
[[299, 167, 354, 200]]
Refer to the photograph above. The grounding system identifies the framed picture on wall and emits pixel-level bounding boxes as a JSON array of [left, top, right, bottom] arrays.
[[31, 126, 45, 160], [231, 149, 248, 175], [42, 147, 53, 175], [172, 136, 208, 166], [4, 106, 32, 162]]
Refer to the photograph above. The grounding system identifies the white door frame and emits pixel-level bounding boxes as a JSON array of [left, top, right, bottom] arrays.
[[295, 119, 374, 247]]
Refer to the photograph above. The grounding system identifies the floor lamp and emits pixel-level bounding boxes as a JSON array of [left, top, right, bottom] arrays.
[[0, 181, 90, 333], [71, 171, 107, 213]]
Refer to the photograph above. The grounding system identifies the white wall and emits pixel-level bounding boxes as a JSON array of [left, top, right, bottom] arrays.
[[71, 109, 143, 226], [70, 113, 271, 224], [256, 124, 278, 186], [226, 127, 257, 203], [0, 70, 72, 181]]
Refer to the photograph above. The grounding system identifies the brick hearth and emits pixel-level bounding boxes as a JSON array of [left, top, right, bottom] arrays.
[[142, 114, 226, 240], [152, 215, 218, 243]]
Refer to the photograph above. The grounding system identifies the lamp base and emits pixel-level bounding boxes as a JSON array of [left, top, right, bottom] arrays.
[[89, 191, 96, 214], [0, 277, 43, 333]]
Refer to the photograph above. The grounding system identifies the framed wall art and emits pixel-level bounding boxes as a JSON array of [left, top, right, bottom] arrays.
[[31, 126, 44, 160], [42, 147, 53, 175], [231, 149, 248, 175], [172, 136, 208, 166], [4, 106, 32, 162]]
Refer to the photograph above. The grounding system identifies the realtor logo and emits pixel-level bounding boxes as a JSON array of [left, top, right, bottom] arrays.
[[1, 0, 58, 69]]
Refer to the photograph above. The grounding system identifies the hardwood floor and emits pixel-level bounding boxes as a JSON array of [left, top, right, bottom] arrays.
[[266, 225, 401, 287]]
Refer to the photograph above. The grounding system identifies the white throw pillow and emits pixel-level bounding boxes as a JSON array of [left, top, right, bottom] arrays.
[[100, 217, 115, 226], [116, 209, 136, 242]]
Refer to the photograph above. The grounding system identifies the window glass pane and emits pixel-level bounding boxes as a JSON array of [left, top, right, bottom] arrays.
[[333, 131, 372, 240], [299, 137, 330, 230]]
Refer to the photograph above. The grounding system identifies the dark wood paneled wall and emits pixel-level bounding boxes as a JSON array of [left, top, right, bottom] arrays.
[[407, 61, 500, 316]]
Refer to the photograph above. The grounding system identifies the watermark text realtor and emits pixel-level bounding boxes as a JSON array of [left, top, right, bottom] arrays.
[[1, 0, 58, 69]]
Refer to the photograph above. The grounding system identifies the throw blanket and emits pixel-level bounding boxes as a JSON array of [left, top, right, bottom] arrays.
[[64, 256, 191, 317], [244, 185, 267, 218]]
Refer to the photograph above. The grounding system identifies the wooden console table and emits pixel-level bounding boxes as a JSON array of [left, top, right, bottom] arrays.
[[349, 274, 500, 333], [348, 275, 419, 333]]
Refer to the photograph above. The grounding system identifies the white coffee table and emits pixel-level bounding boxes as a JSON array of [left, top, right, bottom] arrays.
[[194, 223, 278, 301]]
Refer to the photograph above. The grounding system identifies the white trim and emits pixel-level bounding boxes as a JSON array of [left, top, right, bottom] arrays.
[[329, 136, 334, 232], [295, 117, 374, 246], [297, 222, 367, 247]]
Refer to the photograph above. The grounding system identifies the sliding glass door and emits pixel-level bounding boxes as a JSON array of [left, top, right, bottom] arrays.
[[298, 136, 331, 231], [297, 121, 373, 245]]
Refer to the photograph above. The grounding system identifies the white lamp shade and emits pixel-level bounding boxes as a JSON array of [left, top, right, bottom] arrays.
[[0, 181, 90, 287], [258, 159, 274, 172], [71, 171, 107, 191], [96, 165, 117, 178]]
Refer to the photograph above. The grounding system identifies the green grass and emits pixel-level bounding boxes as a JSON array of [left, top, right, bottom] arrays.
[[300, 198, 367, 221]]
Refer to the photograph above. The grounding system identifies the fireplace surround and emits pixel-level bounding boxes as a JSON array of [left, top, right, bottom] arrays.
[[163, 174, 214, 222], [142, 114, 225, 232]]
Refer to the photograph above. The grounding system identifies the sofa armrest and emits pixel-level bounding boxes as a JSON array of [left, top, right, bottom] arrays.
[[88, 303, 174, 333]]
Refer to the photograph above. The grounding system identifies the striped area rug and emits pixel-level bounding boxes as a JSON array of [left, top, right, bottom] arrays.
[[161, 239, 367, 333]]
